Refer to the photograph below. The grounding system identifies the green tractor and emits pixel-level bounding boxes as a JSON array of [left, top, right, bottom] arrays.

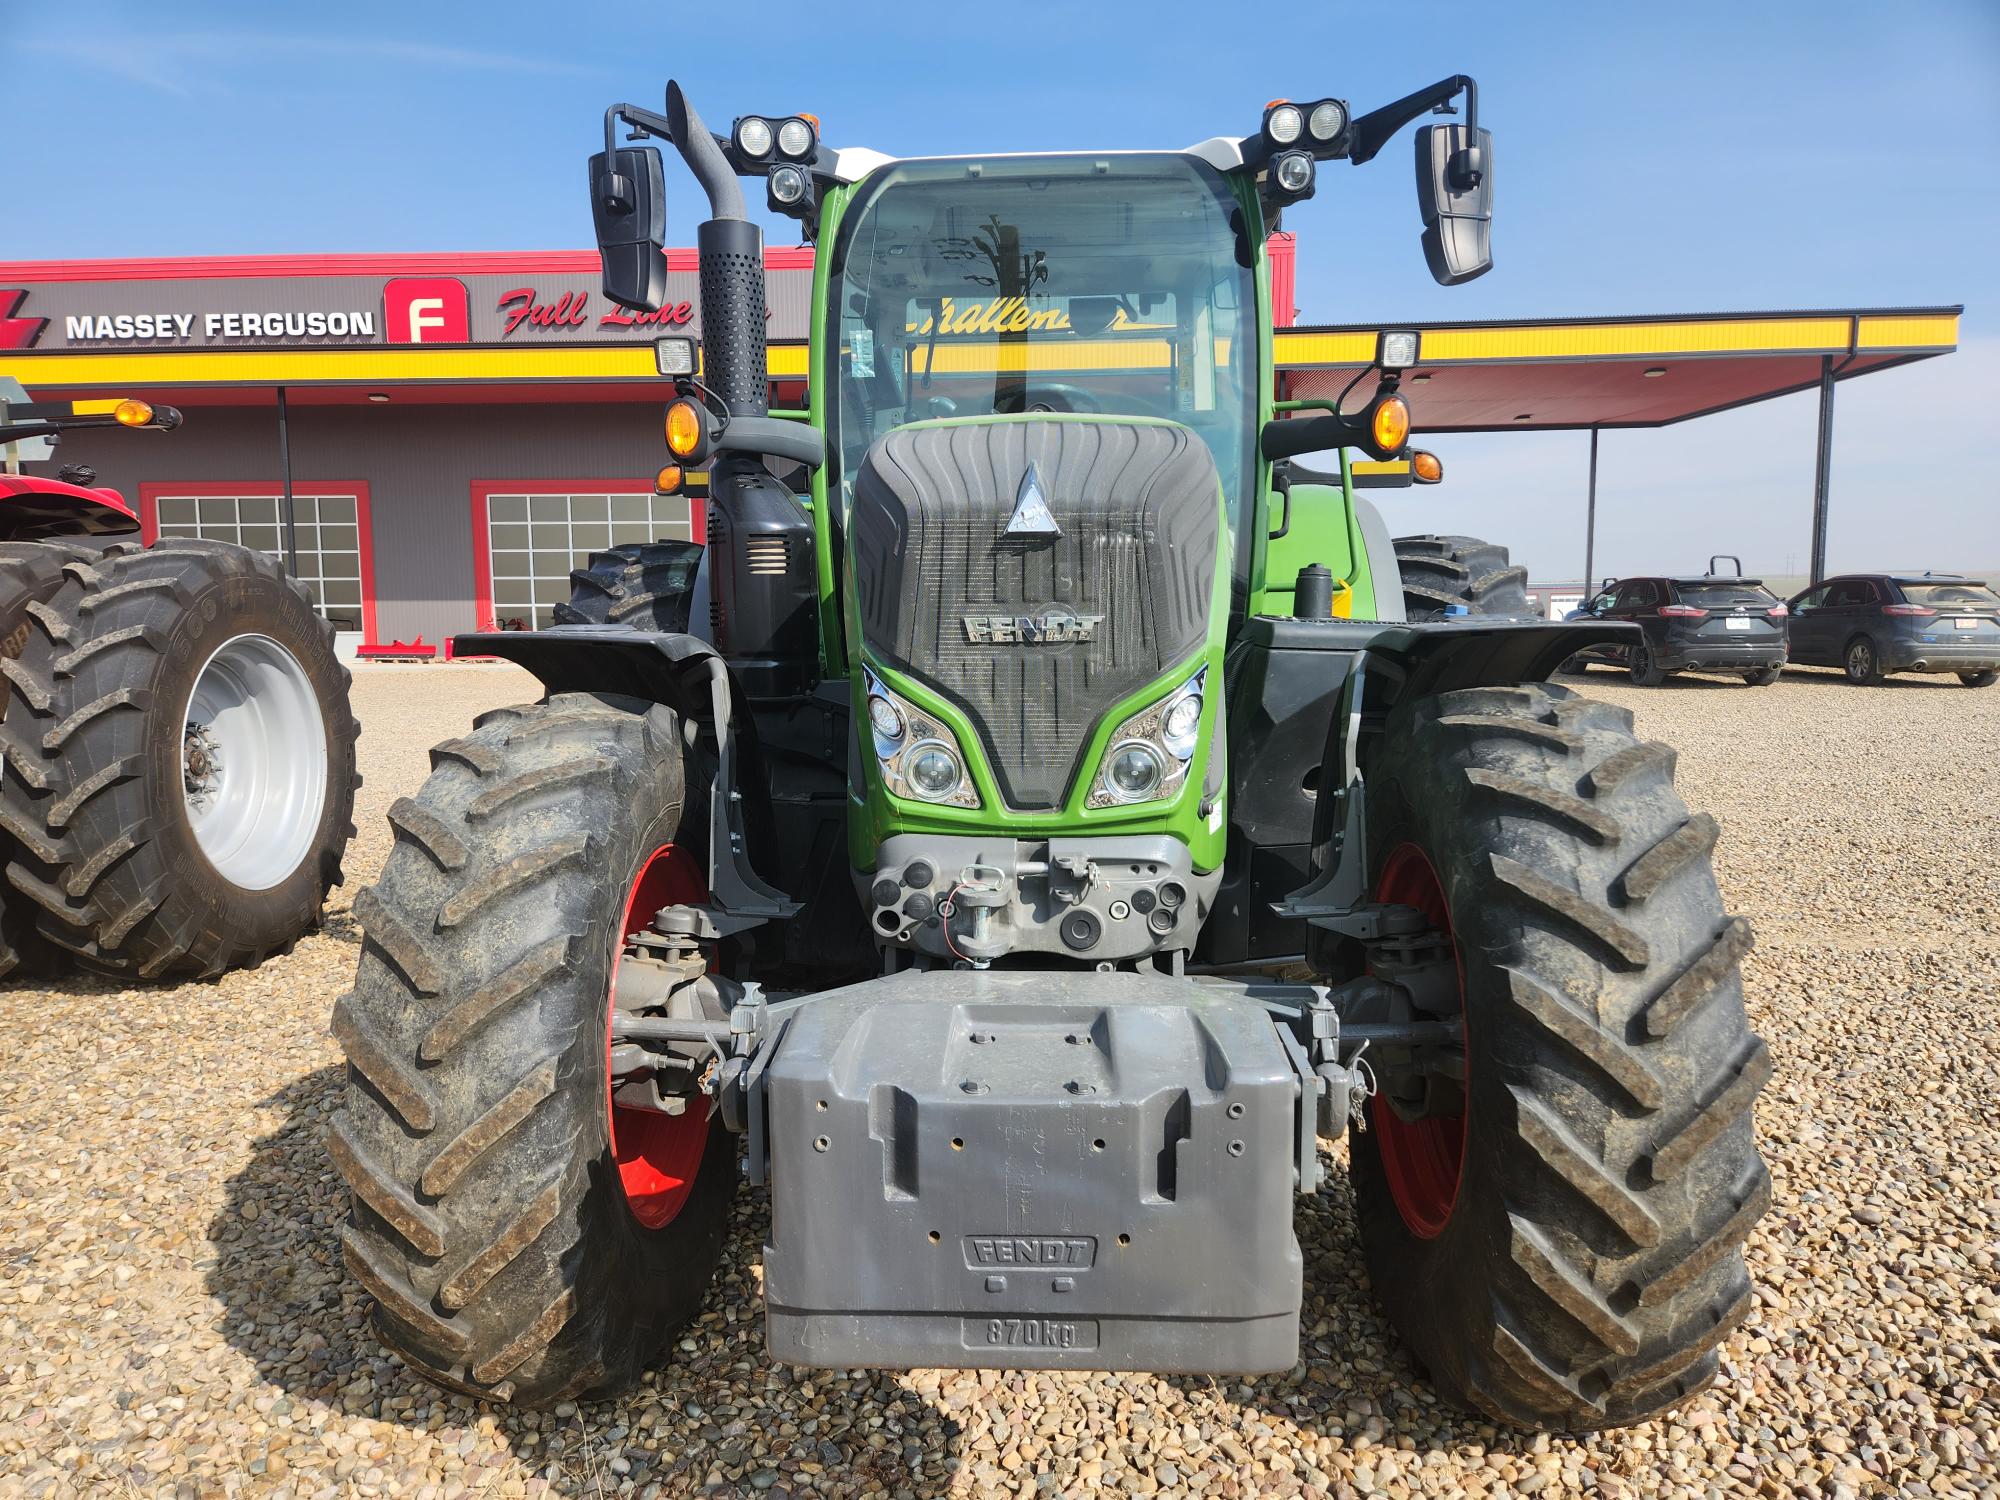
[[331, 76, 1768, 1430]]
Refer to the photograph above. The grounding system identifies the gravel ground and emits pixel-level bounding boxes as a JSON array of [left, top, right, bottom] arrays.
[[2, 661, 1996, 1499]]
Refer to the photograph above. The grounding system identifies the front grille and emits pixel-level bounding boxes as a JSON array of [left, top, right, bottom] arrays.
[[851, 419, 1219, 809]]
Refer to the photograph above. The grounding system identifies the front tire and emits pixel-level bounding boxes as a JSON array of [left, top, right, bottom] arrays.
[[1347, 683, 1769, 1430], [0, 540, 357, 977], [1959, 669, 1996, 688], [331, 693, 737, 1405]]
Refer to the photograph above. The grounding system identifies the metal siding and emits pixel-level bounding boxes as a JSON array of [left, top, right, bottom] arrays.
[[44, 403, 673, 646]]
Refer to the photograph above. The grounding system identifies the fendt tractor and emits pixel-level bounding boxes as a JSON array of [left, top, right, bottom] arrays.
[[333, 75, 1770, 1431], [0, 394, 358, 979]]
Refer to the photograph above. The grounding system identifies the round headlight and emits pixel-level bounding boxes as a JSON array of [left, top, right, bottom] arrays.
[[1162, 694, 1202, 756], [769, 164, 808, 205], [867, 693, 905, 744], [1265, 103, 1303, 146], [906, 742, 962, 799], [1273, 152, 1314, 195], [735, 116, 774, 158], [776, 117, 815, 159], [1308, 101, 1347, 142], [1106, 741, 1165, 801]]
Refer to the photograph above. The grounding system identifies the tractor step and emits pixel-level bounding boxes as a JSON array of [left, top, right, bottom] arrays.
[[757, 969, 1305, 1373]]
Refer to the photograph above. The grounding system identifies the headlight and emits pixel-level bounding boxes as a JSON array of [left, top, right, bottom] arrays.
[[1087, 668, 1206, 809], [734, 116, 774, 158], [769, 164, 808, 205], [863, 667, 980, 808], [1265, 103, 1303, 146], [1273, 151, 1314, 195], [907, 742, 963, 798], [776, 116, 815, 159], [1307, 100, 1347, 143], [1105, 742, 1164, 802]]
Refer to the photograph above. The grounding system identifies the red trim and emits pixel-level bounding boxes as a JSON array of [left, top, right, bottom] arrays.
[[0, 473, 139, 528], [608, 842, 712, 1228], [0, 247, 818, 283], [139, 479, 379, 647], [1267, 234, 1297, 328], [469, 476, 674, 633]]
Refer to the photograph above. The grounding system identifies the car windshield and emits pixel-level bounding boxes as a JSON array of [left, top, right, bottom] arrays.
[[1674, 582, 1777, 608], [823, 152, 1256, 539], [1899, 581, 2000, 607]]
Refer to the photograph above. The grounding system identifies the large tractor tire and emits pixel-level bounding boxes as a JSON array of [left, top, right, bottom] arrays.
[[0, 539, 357, 978], [1392, 534, 1533, 620], [1345, 681, 1768, 1429], [0, 540, 93, 980], [331, 693, 737, 1404], [551, 541, 703, 631]]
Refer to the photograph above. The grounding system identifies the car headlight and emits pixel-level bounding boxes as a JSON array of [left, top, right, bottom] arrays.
[[863, 667, 980, 808], [1088, 668, 1205, 809]]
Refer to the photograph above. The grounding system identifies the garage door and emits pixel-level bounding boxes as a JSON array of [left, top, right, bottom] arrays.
[[150, 490, 366, 632], [483, 488, 697, 630]]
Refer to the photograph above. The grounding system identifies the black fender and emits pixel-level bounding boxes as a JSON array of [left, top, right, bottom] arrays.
[[452, 626, 797, 928], [1270, 616, 1639, 972]]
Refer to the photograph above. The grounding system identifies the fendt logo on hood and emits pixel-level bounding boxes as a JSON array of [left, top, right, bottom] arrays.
[[962, 609, 1106, 644], [0, 291, 49, 350]]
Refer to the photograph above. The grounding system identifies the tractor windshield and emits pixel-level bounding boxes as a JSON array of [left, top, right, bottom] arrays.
[[822, 152, 1257, 519]]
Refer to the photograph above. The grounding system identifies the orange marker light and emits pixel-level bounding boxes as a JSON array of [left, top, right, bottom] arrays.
[[655, 464, 684, 495], [1411, 449, 1443, 484], [1370, 393, 1411, 455], [113, 399, 155, 427], [664, 399, 705, 458]]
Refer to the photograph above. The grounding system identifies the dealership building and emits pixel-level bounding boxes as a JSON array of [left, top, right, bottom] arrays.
[[0, 243, 1956, 653]]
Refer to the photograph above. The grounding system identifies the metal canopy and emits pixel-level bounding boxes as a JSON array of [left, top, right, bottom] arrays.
[[1275, 306, 1961, 586], [1274, 308, 1960, 430]]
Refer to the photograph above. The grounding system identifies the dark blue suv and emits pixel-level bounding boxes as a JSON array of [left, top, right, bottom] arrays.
[[1564, 574, 1789, 685], [1786, 573, 2000, 686]]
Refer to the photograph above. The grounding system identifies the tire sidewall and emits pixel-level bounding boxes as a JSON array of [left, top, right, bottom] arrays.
[[148, 564, 351, 947], [1844, 636, 1876, 683]]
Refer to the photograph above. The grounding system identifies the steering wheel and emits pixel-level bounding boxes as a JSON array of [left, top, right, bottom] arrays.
[[993, 382, 1105, 415]]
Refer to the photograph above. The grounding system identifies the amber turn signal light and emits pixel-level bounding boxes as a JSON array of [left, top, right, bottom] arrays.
[[1369, 393, 1411, 455], [664, 398, 708, 460], [1411, 449, 1443, 484], [113, 399, 155, 427], [655, 464, 684, 495]]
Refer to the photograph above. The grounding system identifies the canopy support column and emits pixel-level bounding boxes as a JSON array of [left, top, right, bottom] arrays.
[[1808, 355, 1835, 585], [1582, 426, 1599, 595], [276, 385, 300, 579]]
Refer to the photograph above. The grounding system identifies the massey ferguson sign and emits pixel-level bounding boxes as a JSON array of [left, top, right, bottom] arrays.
[[0, 259, 811, 353]]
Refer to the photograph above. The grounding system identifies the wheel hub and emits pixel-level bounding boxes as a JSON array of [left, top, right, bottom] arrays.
[[1369, 843, 1468, 1240], [182, 721, 223, 809]]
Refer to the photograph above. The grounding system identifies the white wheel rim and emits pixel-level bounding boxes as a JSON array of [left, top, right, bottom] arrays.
[[182, 633, 327, 890]]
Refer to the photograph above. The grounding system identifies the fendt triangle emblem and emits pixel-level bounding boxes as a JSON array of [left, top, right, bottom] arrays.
[[1004, 461, 1062, 538]]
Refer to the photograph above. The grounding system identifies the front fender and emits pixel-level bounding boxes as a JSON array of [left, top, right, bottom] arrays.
[[450, 625, 797, 925]]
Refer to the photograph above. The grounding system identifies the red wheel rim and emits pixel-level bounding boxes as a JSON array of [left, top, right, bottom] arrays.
[[607, 843, 711, 1229], [1370, 842, 1468, 1239]]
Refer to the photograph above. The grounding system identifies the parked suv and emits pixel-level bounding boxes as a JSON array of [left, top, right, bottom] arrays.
[[1786, 573, 2000, 686], [1564, 572, 1789, 685]]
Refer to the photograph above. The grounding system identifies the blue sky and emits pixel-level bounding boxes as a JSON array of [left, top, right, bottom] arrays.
[[10, 0, 1997, 580]]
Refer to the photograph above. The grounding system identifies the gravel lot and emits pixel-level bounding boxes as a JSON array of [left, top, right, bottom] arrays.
[[2, 662, 1995, 1499]]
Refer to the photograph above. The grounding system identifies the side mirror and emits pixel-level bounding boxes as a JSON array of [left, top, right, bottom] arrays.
[[1415, 123, 1492, 286], [589, 145, 667, 312]]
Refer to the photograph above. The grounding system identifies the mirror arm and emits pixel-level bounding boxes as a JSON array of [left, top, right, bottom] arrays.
[[604, 96, 746, 221], [1348, 74, 1478, 167]]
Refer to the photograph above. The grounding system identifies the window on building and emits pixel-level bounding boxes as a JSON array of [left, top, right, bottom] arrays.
[[484, 489, 697, 630], [151, 492, 365, 630]]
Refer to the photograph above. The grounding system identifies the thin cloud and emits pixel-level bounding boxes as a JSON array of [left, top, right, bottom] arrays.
[[19, 30, 600, 96]]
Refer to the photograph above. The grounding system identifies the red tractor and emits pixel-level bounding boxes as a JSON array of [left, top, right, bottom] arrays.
[[0, 392, 358, 979]]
